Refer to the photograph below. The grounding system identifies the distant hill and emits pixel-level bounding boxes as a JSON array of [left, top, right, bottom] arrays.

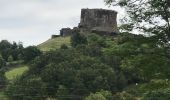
[[37, 36, 71, 51]]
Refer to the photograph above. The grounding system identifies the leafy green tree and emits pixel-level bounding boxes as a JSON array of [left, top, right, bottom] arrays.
[[87, 33, 106, 47], [71, 33, 87, 47], [0, 40, 12, 51], [23, 46, 42, 63], [0, 40, 24, 61], [6, 78, 47, 100], [56, 85, 69, 100], [142, 88, 170, 100], [8, 55, 14, 62], [0, 71, 6, 88], [85, 90, 112, 100], [98, 90, 113, 100], [104, 0, 170, 81], [105, 0, 170, 46], [0, 55, 6, 68], [113, 91, 136, 100], [85, 93, 107, 100], [60, 44, 68, 49]]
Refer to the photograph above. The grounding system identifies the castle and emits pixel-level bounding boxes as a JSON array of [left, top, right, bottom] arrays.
[[52, 8, 118, 38]]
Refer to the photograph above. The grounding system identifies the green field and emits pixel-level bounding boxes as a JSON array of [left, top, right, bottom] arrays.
[[5, 65, 29, 80], [38, 36, 71, 51]]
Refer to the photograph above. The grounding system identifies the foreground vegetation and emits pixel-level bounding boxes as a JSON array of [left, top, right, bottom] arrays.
[[5, 65, 28, 81], [0, 0, 169, 99], [3, 31, 170, 100], [0, 64, 28, 100]]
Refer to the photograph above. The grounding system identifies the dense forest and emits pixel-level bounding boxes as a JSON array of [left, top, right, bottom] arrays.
[[0, 0, 170, 100]]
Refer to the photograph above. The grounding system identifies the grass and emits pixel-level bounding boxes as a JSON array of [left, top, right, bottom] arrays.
[[5, 65, 29, 81], [38, 36, 71, 51], [0, 65, 29, 100], [0, 91, 8, 100]]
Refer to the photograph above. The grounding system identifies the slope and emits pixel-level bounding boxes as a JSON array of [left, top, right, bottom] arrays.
[[37, 36, 71, 51]]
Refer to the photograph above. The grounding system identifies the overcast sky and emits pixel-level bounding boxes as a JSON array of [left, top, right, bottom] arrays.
[[0, 0, 123, 46]]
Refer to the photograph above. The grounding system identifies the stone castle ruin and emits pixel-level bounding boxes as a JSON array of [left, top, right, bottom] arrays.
[[52, 8, 118, 38], [79, 9, 118, 35]]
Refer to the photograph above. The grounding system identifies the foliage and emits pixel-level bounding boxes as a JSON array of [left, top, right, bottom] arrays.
[[0, 40, 23, 61], [85, 93, 107, 100], [71, 33, 87, 47], [1, 0, 169, 99], [6, 34, 124, 99], [6, 78, 47, 100], [0, 55, 6, 68], [60, 44, 68, 49], [23, 46, 42, 63], [142, 88, 170, 100], [5, 65, 29, 81], [105, 0, 170, 45], [104, 0, 170, 82], [113, 91, 137, 100], [85, 90, 113, 100], [0, 71, 6, 88], [8, 55, 14, 62]]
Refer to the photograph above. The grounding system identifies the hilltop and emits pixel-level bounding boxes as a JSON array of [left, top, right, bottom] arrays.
[[37, 36, 71, 51]]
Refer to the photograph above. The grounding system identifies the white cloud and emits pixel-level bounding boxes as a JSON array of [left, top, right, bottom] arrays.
[[0, 0, 124, 46]]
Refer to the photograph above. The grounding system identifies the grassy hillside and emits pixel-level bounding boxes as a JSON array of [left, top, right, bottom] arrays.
[[38, 36, 71, 51], [5, 65, 29, 81], [0, 65, 28, 100]]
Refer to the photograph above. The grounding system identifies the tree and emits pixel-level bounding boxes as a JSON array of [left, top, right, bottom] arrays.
[[71, 33, 87, 47], [0, 40, 24, 61], [104, 0, 170, 46], [0, 40, 12, 51], [85, 90, 112, 100], [104, 0, 170, 81], [23, 46, 42, 63], [85, 93, 107, 100], [142, 88, 170, 100], [113, 91, 136, 100], [0, 71, 6, 89], [56, 85, 69, 100], [0, 55, 6, 68], [60, 44, 68, 49], [8, 55, 14, 62], [6, 78, 47, 100]]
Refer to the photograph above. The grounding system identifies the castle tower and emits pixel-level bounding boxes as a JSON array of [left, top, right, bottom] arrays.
[[79, 8, 118, 35]]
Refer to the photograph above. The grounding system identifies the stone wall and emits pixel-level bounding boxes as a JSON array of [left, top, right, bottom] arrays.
[[60, 28, 73, 36], [53, 8, 118, 38], [79, 9, 118, 35], [51, 35, 60, 39]]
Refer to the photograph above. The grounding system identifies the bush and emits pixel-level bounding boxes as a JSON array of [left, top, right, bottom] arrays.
[[0, 55, 6, 68], [0, 71, 6, 89], [23, 46, 42, 63], [6, 78, 47, 100], [71, 33, 87, 47], [85, 93, 107, 100], [113, 91, 137, 100], [60, 44, 68, 49], [142, 88, 170, 100], [8, 55, 14, 62]]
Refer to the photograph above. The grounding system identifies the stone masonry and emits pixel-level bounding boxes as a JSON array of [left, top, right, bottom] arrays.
[[79, 8, 118, 35], [54, 8, 118, 38]]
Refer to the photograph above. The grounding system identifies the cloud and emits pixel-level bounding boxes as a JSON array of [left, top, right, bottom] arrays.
[[0, 0, 123, 46]]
